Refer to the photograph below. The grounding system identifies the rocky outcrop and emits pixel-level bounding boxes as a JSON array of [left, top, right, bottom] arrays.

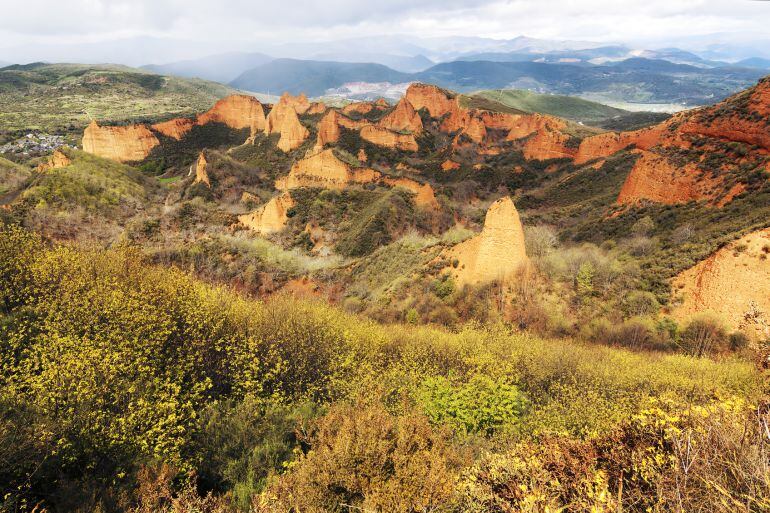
[[276, 92, 311, 115], [315, 110, 343, 149], [82, 121, 159, 163], [441, 159, 460, 171], [617, 150, 718, 205], [307, 102, 327, 115], [574, 124, 670, 164], [449, 197, 529, 285], [382, 177, 439, 209], [342, 102, 375, 115], [522, 125, 576, 161], [506, 114, 566, 142], [671, 228, 770, 340], [238, 192, 295, 234], [360, 125, 418, 152], [36, 150, 72, 172], [265, 103, 309, 152], [479, 111, 520, 131], [193, 151, 210, 187], [152, 118, 196, 140], [405, 83, 457, 118], [378, 98, 423, 134], [357, 149, 368, 163], [197, 94, 266, 131], [276, 149, 380, 190]]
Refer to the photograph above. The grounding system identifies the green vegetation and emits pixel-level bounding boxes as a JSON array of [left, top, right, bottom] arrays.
[[0, 225, 765, 513], [467, 89, 670, 129], [0, 63, 235, 133]]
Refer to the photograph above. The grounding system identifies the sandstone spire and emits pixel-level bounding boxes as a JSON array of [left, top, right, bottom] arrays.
[[449, 197, 528, 285]]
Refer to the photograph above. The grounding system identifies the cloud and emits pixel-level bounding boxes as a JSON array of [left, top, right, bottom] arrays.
[[0, 0, 768, 62]]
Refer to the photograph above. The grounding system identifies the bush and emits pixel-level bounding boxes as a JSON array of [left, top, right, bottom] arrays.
[[680, 314, 729, 357]]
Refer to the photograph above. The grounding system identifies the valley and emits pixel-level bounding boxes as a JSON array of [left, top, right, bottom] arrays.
[[1, 41, 769, 513]]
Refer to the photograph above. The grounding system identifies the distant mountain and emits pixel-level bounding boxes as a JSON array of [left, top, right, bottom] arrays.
[[0, 61, 10, 69], [230, 58, 412, 96], [736, 57, 770, 70], [415, 58, 765, 105], [143, 52, 273, 83], [309, 52, 434, 73]]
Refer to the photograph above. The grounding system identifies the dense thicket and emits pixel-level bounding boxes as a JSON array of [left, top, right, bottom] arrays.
[[0, 225, 766, 512]]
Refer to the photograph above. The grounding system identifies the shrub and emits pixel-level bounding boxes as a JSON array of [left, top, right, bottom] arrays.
[[680, 314, 729, 357], [255, 401, 464, 513]]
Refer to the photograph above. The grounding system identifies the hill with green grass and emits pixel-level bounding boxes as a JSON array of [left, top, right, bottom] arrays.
[[466, 88, 671, 129], [0, 63, 237, 134]]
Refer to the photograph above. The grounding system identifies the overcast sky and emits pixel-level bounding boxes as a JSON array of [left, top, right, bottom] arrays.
[[1, 0, 769, 63]]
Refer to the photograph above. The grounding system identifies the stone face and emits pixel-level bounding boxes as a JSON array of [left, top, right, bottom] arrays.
[[378, 98, 423, 134], [265, 103, 309, 152], [82, 121, 159, 163], [36, 149, 72, 172], [238, 192, 295, 234], [277, 92, 311, 115], [449, 197, 529, 285], [152, 118, 196, 140], [441, 159, 460, 171], [506, 113, 565, 141], [276, 149, 380, 190], [360, 125, 418, 152], [193, 151, 210, 187], [382, 177, 439, 209], [197, 94, 266, 131], [315, 110, 343, 149], [671, 227, 770, 340], [522, 125, 576, 161], [307, 102, 327, 115], [342, 102, 375, 115], [405, 83, 457, 118]]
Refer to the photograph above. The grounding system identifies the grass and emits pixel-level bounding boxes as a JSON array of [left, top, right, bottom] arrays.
[[0, 63, 236, 133]]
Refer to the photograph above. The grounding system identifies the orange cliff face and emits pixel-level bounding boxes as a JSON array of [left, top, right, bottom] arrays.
[[275, 149, 380, 190], [197, 94, 266, 131], [671, 227, 770, 340], [277, 92, 312, 115], [238, 192, 296, 234], [82, 121, 159, 163], [448, 197, 529, 286], [152, 118, 196, 141], [360, 125, 419, 152], [265, 103, 309, 152], [378, 98, 423, 134], [382, 177, 439, 210], [405, 83, 457, 118]]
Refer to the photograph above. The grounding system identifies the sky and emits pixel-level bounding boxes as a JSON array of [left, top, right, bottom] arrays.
[[1, 0, 769, 64]]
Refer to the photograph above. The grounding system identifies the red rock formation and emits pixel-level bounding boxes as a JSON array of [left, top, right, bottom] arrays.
[[382, 176, 439, 209], [441, 159, 460, 171], [277, 92, 311, 115], [522, 125, 576, 161], [478, 111, 520, 131], [197, 94, 266, 131], [265, 103, 309, 152], [360, 125, 418, 152], [276, 149, 381, 190], [82, 121, 159, 162], [357, 149, 368, 163], [378, 98, 423, 134], [307, 102, 327, 115], [152, 118, 195, 140], [315, 110, 343, 149], [671, 227, 770, 340], [506, 113, 566, 141], [193, 151, 210, 187], [449, 197, 529, 285], [36, 150, 71, 172], [342, 102, 375, 115], [617, 150, 719, 205], [238, 192, 295, 234], [405, 83, 457, 118]]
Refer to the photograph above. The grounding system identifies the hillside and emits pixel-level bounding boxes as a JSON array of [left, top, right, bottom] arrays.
[[465, 89, 671, 129], [0, 63, 237, 133]]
